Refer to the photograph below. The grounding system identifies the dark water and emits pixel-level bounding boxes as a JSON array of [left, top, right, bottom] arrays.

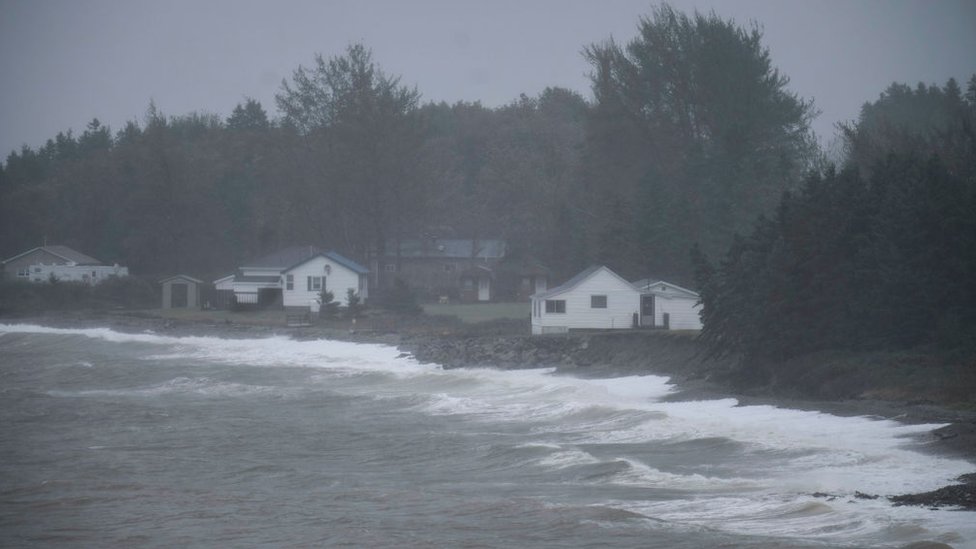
[[1, 325, 973, 548]]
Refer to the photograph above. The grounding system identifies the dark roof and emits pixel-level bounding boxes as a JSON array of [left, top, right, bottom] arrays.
[[459, 264, 494, 278], [325, 251, 368, 274], [2, 245, 102, 266], [284, 251, 369, 275], [499, 255, 551, 275], [243, 245, 323, 269], [389, 239, 506, 260]]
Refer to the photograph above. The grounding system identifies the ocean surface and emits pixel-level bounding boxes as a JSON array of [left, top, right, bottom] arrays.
[[1, 324, 974, 548]]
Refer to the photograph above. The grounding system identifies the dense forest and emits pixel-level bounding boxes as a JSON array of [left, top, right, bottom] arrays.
[[0, 5, 815, 288], [696, 76, 976, 361], [1, 5, 973, 361]]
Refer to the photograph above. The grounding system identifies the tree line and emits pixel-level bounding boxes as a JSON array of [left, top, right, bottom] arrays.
[[0, 4, 816, 290], [696, 76, 976, 362]]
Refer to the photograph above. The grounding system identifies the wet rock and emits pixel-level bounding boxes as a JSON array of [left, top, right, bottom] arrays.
[[890, 476, 976, 510]]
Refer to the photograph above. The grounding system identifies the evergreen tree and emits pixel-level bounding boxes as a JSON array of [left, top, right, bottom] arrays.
[[697, 75, 976, 364]]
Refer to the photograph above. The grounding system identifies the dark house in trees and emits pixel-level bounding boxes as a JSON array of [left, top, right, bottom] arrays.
[[377, 238, 508, 302]]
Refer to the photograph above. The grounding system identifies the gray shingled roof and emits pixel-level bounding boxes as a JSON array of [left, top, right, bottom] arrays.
[[389, 239, 506, 259]]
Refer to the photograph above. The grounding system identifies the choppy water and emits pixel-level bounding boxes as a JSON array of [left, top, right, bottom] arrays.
[[1, 324, 974, 548]]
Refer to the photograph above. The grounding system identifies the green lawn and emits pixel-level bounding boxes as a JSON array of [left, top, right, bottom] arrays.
[[422, 302, 530, 324], [148, 302, 529, 326], [149, 308, 287, 325]]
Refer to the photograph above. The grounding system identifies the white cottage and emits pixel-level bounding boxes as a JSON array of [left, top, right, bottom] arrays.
[[632, 278, 703, 331], [216, 246, 368, 310], [1, 245, 128, 285], [281, 252, 369, 309], [531, 266, 640, 334]]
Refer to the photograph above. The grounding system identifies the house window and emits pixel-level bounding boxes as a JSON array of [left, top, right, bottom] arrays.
[[307, 276, 324, 292], [33, 267, 41, 273], [591, 295, 607, 308], [17, 269, 29, 278], [384, 264, 397, 273], [545, 300, 566, 313], [285, 274, 294, 291]]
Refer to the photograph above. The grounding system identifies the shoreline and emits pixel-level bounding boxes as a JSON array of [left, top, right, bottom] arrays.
[[3, 310, 975, 509]]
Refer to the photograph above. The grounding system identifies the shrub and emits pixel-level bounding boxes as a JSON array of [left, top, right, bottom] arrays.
[[91, 276, 158, 309], [319, 290, 340, 318], [345, 288, 364, 319]]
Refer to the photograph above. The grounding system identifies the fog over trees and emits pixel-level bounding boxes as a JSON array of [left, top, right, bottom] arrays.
[[696, 76, 976, 362], [1, 5, 973, 356]]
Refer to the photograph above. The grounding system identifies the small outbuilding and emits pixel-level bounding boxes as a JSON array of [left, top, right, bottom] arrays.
[[160, 275, 203, 309], [632, 278, 703, 331]]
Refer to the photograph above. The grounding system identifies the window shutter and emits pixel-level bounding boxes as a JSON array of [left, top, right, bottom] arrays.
[[307, 276, 312, 291]]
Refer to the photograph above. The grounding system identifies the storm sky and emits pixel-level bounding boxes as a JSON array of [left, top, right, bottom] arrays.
[[1, 0, 974, 158]]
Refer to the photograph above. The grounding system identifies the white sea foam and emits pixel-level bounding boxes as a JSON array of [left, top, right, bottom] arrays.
[[620, 493, 973, 545], [49, 376, 282, 398], [6, 323, 975, 546]]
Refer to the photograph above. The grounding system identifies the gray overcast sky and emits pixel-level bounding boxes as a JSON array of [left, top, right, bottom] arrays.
[[1, 0, 974, 158]]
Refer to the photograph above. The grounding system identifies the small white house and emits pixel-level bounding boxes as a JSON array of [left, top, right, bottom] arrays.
[[632, 278, 703, 331], [281, 252, 369, 309], [530, 265, 704, 335], [531, 265, 640, 334], [215, 246, 368, 311], [1, 245, 128, 285]]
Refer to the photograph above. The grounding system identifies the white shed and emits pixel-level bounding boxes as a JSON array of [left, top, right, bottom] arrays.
[[531, 265, 640, 334], [159, 275, 203, 309], [633, 278, 703, 331]]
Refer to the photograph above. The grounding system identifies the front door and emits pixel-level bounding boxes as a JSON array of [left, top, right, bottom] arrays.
[[478, 276, 490, 301], [172, 283, 188, 308], [641, 295, 655, 327]]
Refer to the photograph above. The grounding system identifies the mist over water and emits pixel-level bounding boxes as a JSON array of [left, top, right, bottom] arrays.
[[1, 324, 973, 548]]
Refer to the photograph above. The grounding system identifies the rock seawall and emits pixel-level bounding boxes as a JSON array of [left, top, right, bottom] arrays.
[[402, 330, 730, 380]]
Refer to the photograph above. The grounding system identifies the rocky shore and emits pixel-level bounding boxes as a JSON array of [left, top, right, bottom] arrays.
[[4, 310, 975, 510]]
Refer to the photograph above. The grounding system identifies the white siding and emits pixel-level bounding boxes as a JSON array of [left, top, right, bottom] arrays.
[[532, 267, 639, 334], [214, 276, 235, 291], [240, 267, 280, 278], [283, 256, 363, 308], [31, 264, 128, 285], [654, 295, 703, 330]]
